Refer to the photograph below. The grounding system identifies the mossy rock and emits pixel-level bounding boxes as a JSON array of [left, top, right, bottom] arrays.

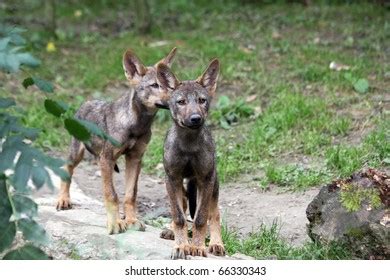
[[306, 169, 389, 259]]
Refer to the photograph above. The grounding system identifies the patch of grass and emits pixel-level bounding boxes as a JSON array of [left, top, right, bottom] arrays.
[[216, 91, 339, 182], [222, 222, 353, 260], [262, 164, 329, 191], [325, 119, 389, 178], [325, 145, 365, 178], [142, 127, 166, 173]]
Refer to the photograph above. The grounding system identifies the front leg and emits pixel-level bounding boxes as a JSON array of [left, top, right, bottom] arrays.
[[190, 179, 214, 257], [123, 153, 145, 231], [166, 177, 190, 259], [100, 156, 126, 234]]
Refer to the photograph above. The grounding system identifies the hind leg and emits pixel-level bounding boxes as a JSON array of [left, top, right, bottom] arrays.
[[208, 183, 225, 256], [57, 139, 84, 210]]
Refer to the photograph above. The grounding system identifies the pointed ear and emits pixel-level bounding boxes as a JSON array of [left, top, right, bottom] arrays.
[[197, 59, 220, 97], [155, 47, 177, 67], [123, 49, 147, 84], [156, 63, 180, 90]]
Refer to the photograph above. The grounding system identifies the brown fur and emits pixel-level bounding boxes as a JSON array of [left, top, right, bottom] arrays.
[[56, 48, 177, 235], [157, 59, 225, 259]]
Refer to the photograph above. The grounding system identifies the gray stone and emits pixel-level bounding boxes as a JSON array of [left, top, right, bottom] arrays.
[[306, 170, 390, 259]]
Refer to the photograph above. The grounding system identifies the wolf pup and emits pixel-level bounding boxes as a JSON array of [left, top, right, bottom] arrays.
[[156, 59, 225, 259], [56, 48, 177, 235]]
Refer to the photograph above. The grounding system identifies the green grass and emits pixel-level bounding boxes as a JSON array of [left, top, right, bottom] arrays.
[[222, 222, 353, 260], [1, 1, 388, 192]]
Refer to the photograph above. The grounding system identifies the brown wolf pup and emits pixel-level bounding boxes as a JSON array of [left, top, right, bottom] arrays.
[[156, 59, 225, 259], [56, 48, 177, 235]]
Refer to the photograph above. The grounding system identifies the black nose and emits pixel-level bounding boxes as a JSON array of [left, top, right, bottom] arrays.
[[190, 114, 202, 125]]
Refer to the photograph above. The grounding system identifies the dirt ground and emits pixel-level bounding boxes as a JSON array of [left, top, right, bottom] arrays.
[[69, 159, 320, 246]]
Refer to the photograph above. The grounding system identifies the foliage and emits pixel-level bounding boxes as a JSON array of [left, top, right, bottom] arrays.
[[0, 25, 40, 72], [0, 24, 120, 259], [210, 96, 254, 129], [0, 100, 65, 259]]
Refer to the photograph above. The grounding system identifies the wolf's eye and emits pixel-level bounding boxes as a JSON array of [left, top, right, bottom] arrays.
[[177, 100, 186, 105], [150, 83, 159, 88], [198, 98, 207, 104]]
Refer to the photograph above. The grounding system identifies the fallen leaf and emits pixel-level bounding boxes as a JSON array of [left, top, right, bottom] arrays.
[[46, 41, 56, 52], [272, 31, 282, 40], [246, 94, 257, 103]]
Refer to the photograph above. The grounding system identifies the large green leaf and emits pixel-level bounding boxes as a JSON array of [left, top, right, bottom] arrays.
[[0, 221, 16, 253], [0, 179, 12, 226], [0, 37, 10, 51], [22, 77, 54, 93], [77, 119, 121, 147], [11, 152, 32, 192], [16, 53, 40, 68], [0, 146, 18, 173], [2, 244, 49, 260], [44, 99, 68, 117], [13, 194, 38, 218], [31, 166, 48, 189], [0, 179, 15, 253], [18, 218, 49, 245], [0, 52, 19, 72], [64, 118, 91, 142]]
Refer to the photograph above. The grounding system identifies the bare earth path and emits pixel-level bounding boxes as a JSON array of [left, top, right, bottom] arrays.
[[72, 160, 319, 244], [35, 159, 320, 259]]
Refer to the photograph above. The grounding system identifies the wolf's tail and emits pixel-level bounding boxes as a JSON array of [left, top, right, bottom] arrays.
[[187, 178, 197, 220]]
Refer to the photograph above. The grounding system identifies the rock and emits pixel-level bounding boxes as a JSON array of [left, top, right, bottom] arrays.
[[35, 172, 249, 260], [306, 169, 390, 259]]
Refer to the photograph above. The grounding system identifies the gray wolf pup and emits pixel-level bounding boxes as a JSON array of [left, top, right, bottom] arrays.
[[156, 59, 225, 259], [56, 48, 177, 235]]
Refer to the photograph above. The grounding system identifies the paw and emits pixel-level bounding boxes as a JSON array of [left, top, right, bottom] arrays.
[[125, 218, 145, 232], [107, 219, 127, 235], [190, 245, 207, 257], [208, 243, 225, 256], [160, 228, 175, 240], [171, 244, 190, 260], [56, 196, 72, 210]]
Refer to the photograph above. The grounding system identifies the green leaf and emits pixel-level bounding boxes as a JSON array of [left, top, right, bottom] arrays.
[[22, 77, 54, 93], [353, 78, 369, 94], [31, 166, 48, 189], [0, 179, 13, 226], [217, 95, 230, 109], [343, 72, 355, 83], [77, 119, 121, 147], [13, 194, 38, 218], [44, 99, 68, 117], [0, 222, 16, 253], [11, 152, 32, 192], [22, 77, 34, 89], [0, 53, 19, 72], [2, 244, 49, 260], [18, 218, 49, 245], [16, 53, 40, 68], [64, 118, 91, 142], [0, 97, 15, 109], [220, 118, 231, 130], [0, 37, 10, 51], [32, 77, 54, 93]]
